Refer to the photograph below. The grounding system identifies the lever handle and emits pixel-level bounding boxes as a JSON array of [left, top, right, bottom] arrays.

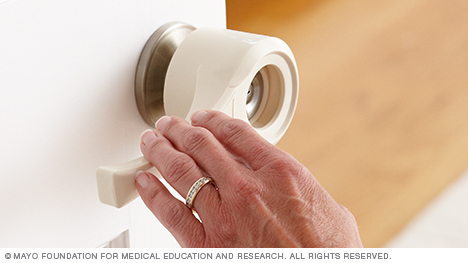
[[96, 156, 155, 208]]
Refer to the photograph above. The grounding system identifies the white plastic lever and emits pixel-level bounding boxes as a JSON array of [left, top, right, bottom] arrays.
[[96, 156, 155, 208]]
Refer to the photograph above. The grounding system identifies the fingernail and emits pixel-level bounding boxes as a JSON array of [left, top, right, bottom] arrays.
[[140, 129, 157, 145], [135, 170, 149, 188], [191, 110, 207, 124], [155, 116, 171, 131]]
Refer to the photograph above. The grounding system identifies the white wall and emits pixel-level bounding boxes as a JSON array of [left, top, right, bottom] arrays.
[[0, 0, 225, 247]]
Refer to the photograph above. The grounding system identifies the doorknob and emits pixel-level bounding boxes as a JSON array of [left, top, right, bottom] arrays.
[[96, 22, 299, 208]]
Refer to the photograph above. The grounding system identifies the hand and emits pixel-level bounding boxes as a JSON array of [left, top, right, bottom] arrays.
[[135, 110, 362, 247]]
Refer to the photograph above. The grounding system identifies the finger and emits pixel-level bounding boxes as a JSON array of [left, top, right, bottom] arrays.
[[155, 116, 244, 189], [140, 129, 203, 196], [140, 130, 220, 217], [135, 170, 205, 247], [190, 110, 281, 171]]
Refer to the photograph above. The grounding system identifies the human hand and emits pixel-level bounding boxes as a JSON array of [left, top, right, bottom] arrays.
[[135, 110, 362, 247]]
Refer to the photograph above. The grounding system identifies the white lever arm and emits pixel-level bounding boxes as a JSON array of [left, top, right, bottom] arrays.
[[96, 156, 155, 208]]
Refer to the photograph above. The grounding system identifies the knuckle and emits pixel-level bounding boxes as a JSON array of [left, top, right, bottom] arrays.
[[165, 154, 195, 183], [260, 156, 309, 192], [219, 119, 250, 143], [142, 138, 166, 161], [269, 157, 293, 173], [249, 144, 271, 163], [232, 176, 262, 201], [266, 154, 301, 176], [180, 127, 212, 153]]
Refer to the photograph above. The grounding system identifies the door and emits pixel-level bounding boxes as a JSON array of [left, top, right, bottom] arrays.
[[0, 0, 225, 247]]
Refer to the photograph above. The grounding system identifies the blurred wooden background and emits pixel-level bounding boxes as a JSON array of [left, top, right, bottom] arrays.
[[227, 0, 468, 247]]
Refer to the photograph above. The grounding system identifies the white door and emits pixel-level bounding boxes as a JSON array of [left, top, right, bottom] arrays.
[[0, 0, 225, 247]]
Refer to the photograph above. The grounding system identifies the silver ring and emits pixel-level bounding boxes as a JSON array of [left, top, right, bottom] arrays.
[[186, 177, 214, 211]]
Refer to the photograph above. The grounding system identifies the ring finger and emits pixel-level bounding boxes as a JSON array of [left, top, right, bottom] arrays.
[[140, 130, 220, 216]]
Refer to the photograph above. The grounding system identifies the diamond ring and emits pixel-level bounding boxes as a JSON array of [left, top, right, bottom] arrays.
[[186, 177, 215, 211]]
